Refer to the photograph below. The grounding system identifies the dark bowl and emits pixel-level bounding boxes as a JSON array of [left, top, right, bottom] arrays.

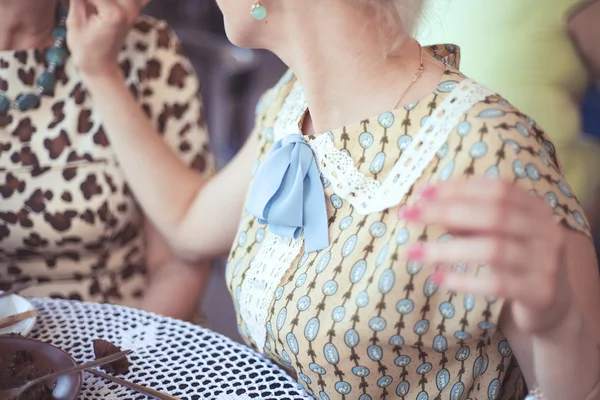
[[0, 336, 82, 400]]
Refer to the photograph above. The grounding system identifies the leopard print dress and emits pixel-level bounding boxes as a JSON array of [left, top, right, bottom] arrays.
[[0, 17, 213, 308]]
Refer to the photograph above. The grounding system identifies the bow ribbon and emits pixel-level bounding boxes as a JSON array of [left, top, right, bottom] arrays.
[[247, 134, 329, 252]]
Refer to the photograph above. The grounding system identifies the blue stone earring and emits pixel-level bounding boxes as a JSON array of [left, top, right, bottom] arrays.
[[251, 0, 267, 20]]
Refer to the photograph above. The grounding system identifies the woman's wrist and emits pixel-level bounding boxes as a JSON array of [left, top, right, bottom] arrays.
[[532, 301, 600, 399], [78, 64, 125, 91]]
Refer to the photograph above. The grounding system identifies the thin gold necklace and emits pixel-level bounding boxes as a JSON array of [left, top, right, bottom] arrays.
[[392, 43, 425, 110], [303, 44, 425, 136]]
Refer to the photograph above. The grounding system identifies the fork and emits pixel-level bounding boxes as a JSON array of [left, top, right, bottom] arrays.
[[0, 349, 131, 400]]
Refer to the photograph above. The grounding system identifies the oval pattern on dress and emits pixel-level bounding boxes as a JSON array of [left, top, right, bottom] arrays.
[[416, 362, 432, 375], [378, 112, 395, 128], [339, 216, 353, 230], [367, 345, 383, 361], [396, 381, 410, 396], [396, 299, 414, 315], [331, 306, 345, 322], [350, 260, 367, 284], [335, 381, 352, 395], [322, 280, 338, 296], [369, 221, 387, 238], [342, 235, 358, 257], [352, 366, 371, 377], [276, 307, 287, 330], [394, 355, 411, 367], [324, 342, 340, 365], [389, 335, 404, 346], [316, 252, 331, 273], [370, 152, 386, 175], [295, 273, 307, 287], [377, 376, 393, 388], [286, 332, 299, 355], [439, 301, 455, 319], [344, 329, 360, 348], [488, 379, 501, 400], [450, 382, 465, 400], [356, 291, 369, 308], [304, 317, 320, 342], [455, 346, 470, 361], [369, 317, 387, 332], [378, 269, 395, 294], [436, 368, 450, 391], [396, 228, 410, 245], [359, 132, 374, 149], [309, 362, 327, 375], [433, 335, 448, 353], [297, 295, 311, 311], [414, 319, 430, 335]]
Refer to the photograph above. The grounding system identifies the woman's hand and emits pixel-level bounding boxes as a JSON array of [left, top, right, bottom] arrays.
[[399, 179, 573, 336], [67, 0, 148, 77]]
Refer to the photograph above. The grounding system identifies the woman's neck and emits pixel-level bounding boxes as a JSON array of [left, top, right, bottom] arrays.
[[0, 0, 59, 51], [271, 1, 444, 134]]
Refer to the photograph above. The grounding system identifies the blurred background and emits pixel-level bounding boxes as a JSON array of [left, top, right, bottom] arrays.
[[142, 0, 600, 343]]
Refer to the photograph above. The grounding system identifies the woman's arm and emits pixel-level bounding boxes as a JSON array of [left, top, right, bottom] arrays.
[[500, 231, 600, 400], [83, 71, 257, 260], [83, 69, 257, 261], [405, 181, 600, 400], [140, 220, 212, 321], [66, 1, 257, 261]]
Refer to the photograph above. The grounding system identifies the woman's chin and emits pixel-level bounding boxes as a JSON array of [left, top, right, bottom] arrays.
[[223, 24, 257, 49]]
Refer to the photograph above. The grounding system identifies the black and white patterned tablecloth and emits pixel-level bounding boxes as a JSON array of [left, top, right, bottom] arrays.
[[30, 299, 313, 400]]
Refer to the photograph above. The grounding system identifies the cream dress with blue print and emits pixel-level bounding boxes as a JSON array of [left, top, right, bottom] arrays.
[[226, 45, 591, 400]]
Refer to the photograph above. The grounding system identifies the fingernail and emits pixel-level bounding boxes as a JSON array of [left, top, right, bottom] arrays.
[[399, 206, 421, 221], [406, 244, 425, 261], [431, 271, 446, 285], [420, 186, 437, 200]]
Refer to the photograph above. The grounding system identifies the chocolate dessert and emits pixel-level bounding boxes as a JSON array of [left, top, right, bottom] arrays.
[[92, 339, 130, 375], [0, 349, 53, 400]]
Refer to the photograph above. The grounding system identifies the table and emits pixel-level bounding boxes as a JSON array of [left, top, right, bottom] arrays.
[[30, 299, 313, 400]]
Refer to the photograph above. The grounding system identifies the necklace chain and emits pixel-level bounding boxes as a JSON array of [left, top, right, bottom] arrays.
[[392, 43, 425, 110], [0, 4, 69, 115]]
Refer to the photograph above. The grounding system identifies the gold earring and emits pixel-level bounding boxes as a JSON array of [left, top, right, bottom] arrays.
[[251, 0, 267, 20]]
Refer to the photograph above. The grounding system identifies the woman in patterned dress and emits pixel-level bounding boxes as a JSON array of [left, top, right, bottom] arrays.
[[66, 0, 600, 399], [0, 0, 214, 321]]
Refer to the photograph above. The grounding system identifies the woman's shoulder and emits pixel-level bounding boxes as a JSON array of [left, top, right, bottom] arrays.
[[450, 78, 562, 170], [440, 77, 591, 236]]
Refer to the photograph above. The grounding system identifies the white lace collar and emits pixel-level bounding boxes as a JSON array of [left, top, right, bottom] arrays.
[[239, 77, 495, 352], [273, 78, 495, 214]]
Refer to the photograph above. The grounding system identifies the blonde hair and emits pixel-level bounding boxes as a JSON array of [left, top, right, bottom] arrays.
[[354, 0, 423, 55], [358, 0, 423, 35]]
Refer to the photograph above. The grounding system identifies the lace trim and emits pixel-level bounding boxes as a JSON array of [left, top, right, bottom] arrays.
[[309, 79, 494, 214], [239, 231, 304, 350], [238, 80, 307, 350], [239, 79, 494, 350], [272, 81, 307, 142]]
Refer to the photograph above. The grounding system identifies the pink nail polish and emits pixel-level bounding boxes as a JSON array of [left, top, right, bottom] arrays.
[[420, 186, 437, 200], [406, 245, 425, 261], [400, 206, 421, 221], [431, 271, 446, 285]]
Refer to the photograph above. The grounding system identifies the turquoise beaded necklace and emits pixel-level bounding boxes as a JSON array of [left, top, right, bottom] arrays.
[[0, 4, 69, 114]]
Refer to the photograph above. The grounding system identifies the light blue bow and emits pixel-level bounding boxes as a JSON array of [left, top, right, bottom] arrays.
[[247, 134, 329, 253]]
